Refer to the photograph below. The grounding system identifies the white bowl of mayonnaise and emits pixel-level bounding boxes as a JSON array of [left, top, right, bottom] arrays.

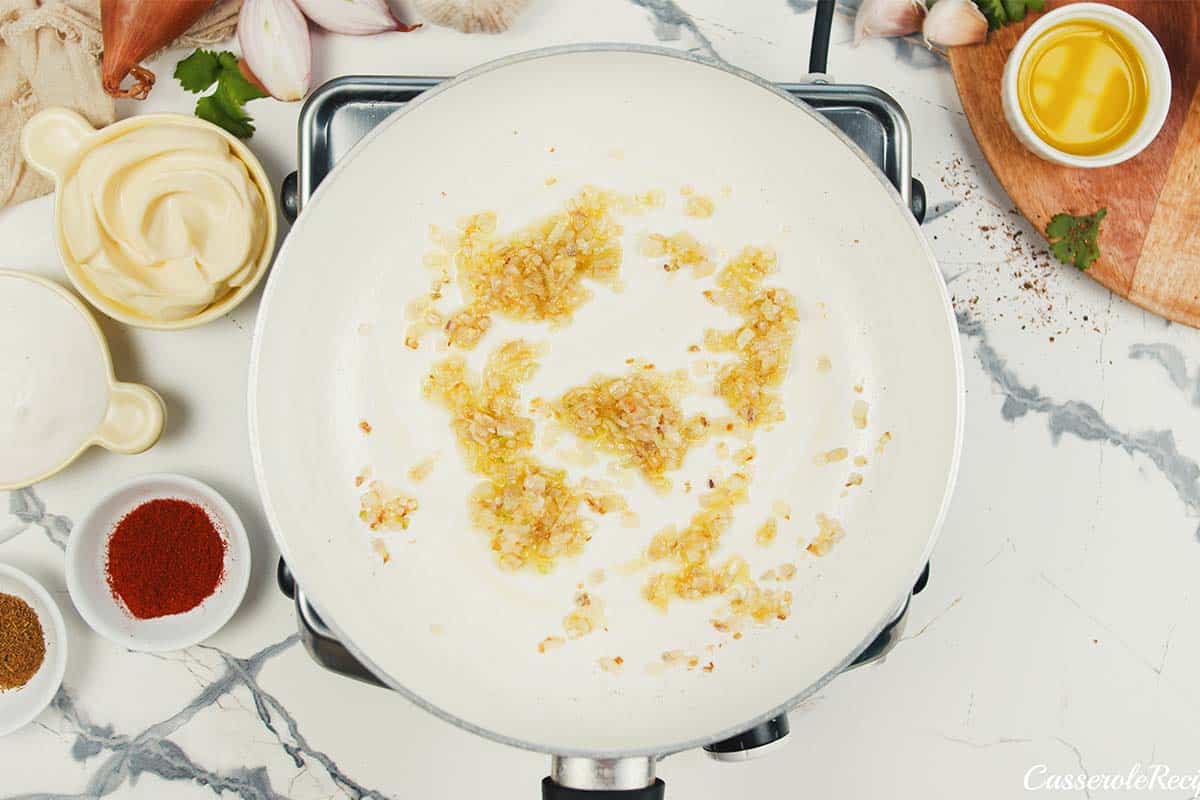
[[20, 109, 276, 329]]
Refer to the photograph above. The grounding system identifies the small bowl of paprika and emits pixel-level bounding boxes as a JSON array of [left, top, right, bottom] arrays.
[[66, 474, 251, 652]]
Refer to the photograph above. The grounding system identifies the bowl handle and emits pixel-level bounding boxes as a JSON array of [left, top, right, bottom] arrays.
[[21, 108, 96, 180], [95, 382, 165, 454]]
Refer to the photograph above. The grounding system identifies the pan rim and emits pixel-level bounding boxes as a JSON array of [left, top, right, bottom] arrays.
[[249, 42, 966, 758]]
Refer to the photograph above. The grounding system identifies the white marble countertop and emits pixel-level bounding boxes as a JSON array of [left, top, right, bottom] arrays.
[[2, 2, 1198, 797]]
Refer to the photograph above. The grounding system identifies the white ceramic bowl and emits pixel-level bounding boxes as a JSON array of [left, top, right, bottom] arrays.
[[65, 474, 251, 652], [1001, 3, 1171, 168], [19, 109, 277, 330], [0, 565, 67, 736], [0, 270, 164, 491]]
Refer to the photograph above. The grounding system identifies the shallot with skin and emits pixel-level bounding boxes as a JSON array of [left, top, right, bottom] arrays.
[[101, 0, 215, 98], [853, 0, 926, 45]]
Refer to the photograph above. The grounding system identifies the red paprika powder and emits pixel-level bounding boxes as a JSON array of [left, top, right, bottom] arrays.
[[105, 498, 227, 619]]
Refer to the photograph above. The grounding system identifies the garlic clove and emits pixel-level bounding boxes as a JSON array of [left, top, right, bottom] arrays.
[[414, 0, 529, 33], [854, 0, 927, 45], [294, 0, 420, 35], [923, 0, 989, 47], [238, 0, 312, 102]]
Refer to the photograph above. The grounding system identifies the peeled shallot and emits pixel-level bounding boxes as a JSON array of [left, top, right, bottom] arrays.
[[238, 0, 311, 101], [294, 0, 421, 35]]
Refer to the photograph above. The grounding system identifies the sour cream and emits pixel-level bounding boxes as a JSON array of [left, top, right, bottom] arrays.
[[0, 275, 109, 487], [59, 124, 268, 322]]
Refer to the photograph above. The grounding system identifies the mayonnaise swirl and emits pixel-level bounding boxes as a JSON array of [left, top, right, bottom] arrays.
[[60, 124, 267, 322]]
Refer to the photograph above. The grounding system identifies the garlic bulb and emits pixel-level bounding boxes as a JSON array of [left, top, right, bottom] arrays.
[[854, 0, 926, 45], [414, 0, 529, 33], [923, 0, 988, 47], [238, 0, 311, 101]]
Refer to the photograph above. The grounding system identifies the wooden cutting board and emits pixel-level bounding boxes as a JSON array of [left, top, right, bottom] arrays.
[[948, 1, 1200, 327]]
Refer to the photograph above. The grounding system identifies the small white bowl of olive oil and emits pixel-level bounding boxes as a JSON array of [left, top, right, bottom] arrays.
[[1001, 2, 1170, 168]]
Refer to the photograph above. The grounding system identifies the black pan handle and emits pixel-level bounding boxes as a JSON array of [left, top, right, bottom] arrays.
[[281, 171, 299, 223], [809, 0, 836, 74], [542, 778, 665, 800], [910, 177, 927, 224]]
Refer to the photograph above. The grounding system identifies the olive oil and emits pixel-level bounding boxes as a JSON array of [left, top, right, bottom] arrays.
[[1017, 20, 1149, 156]]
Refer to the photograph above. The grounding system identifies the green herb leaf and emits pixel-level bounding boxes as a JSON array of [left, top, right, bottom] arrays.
[[1046, 208, 1107, 271], [174, 49, 223, 94], [1002, 0, 1027, 23], [973, 0, 1008, 29], [174, 48, 267, 139], [215, 52, 267, 107], [196, 93, 255, 139]]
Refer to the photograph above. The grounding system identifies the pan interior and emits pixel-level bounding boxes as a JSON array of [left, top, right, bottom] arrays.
[[251, 49, 961, 755]]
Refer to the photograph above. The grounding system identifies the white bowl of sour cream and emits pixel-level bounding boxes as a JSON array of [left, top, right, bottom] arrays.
[[0, 271, 164, 491], [20, 109, 276, 329]]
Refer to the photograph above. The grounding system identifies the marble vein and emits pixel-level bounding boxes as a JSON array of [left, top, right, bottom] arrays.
[[626, 0, 727, 64], [958, 313, 1200, 532], [3, 636, 392, 800], [7, 487, 71, 550], [938, 734, 1033, 749], [1053, 737, 1094, 800], [1129, 343, 1200, 407]]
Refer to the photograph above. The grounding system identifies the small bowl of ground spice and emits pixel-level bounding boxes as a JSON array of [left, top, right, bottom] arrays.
[[66, 474, 251, 652], [0, 565, 67, 736]]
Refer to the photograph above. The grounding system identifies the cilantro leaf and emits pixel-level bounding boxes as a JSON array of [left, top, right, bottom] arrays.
[[174, 49, 223, 94], [973, 0, 1007, 29], [1045, 208, 1107, 271], [174, 49, 267, 139], [216, 53, 266, 107], [196, 93, 256, 139]]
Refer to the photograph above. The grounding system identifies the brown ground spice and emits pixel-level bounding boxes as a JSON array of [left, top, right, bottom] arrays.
[[0, 592, 46, 690]]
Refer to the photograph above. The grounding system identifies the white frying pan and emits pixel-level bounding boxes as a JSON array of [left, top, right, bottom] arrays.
[[250, 45, 963, 797]]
